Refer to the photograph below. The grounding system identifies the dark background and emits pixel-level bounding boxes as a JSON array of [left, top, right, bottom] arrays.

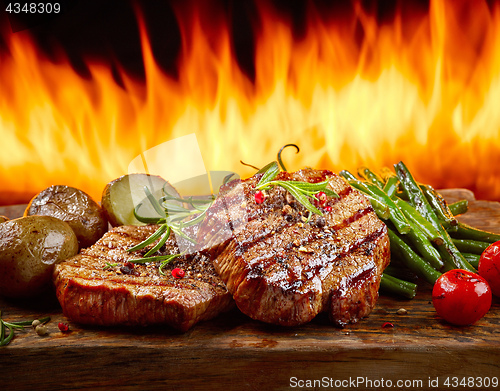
[[0, 0, 438, 85]]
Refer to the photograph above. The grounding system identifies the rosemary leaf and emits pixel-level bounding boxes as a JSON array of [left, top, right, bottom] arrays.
[[268, 180, 323, 216], [222, 172, 237, 185], [256, 161, 280, 185], [133, 203, 165, 224], [0, 314, 51, 347], [0, 323, 13, 347], [144, 227, 171, 257], [171, 225, 197, 244], [5, 316, 51, 328], [127, 224, 169, 252], [0, 313, 4, 343], [286, 180, 338, 197], [144, 186, 167, 218], [129, 254, 181, 264]]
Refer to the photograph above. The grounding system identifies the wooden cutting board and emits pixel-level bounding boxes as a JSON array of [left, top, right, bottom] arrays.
[[1, 190, 499, 391]]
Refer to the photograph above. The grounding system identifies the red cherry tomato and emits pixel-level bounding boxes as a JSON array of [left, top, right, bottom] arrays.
[[432, 269, 492, 326], [479, 241, 500, 297]]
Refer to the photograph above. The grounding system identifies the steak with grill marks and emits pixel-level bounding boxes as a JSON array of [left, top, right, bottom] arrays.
[[53, 225, 234, 332], [197, 168, 390, 327]]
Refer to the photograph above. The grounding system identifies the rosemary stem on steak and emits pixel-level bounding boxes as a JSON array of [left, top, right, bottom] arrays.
[[0, 311, 50, 347], [256, 161, 339, 216], [380, 273, 417, 299]]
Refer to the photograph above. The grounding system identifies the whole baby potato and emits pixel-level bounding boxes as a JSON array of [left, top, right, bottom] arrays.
[[25, 185, 108, 249], [0, 216, 79, 298]]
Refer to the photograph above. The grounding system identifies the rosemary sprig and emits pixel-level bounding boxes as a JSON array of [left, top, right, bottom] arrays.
[[126, 186, 213, 271], [0, 310, 50, 347], [255, 161, 339, 216]]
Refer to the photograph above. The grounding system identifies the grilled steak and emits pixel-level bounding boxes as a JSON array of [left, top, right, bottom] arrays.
[[197, 168, 390, 327], [53, 225, 234, 332]]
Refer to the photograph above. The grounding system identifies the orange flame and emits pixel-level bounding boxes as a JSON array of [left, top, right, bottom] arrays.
[[1, 0, 500, 205]]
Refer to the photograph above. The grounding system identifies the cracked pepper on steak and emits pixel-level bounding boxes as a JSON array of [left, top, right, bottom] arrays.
[[197, 168, 390, 327], [53, 225, 234, 332], [54, 168, 390, 330]]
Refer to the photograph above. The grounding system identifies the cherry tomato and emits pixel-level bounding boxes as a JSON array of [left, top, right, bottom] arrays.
[[479, 241, 500, 297], [432, 269, 492, 326]]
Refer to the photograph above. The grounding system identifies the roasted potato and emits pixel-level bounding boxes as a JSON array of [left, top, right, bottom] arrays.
[[25, 185, 108, 249], [0, 215, 78, 298], [101, 173, 175, 226]]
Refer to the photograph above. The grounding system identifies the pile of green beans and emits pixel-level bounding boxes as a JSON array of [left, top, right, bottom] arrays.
[[340, 161, 500, 299]]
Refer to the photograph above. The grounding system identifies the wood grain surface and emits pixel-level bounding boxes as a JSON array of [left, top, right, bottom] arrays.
[[1, 191, 499, 391]]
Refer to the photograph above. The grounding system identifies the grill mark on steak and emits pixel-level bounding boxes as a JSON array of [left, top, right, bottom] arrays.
[[197, 168, 390, 327], [53, 225, 234, 332]]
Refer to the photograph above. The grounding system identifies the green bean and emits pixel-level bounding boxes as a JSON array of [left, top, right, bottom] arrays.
[[339, 170, 360, 182], [420, 184, 458, 229], [461, 253, 480, 269], [448, 200, 469, 216], [435, 237, 476, 272], [393, 197, 443, 245], [451, 222, 500, 243], [341, 170, 411, 234], [365, 194, 390, 220], [383, 265, 418, 282], [357, 167, 385, 188], [388, 228, 442, 284], [404, 222, 444, 270], [380, 273, 417, 299], [395, 162, 440, 225], [451, 238, 490, 255], [395, 161, 475, 272], [383, 176, 399, 198]]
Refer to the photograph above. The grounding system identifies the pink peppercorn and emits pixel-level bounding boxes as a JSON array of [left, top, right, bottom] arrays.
[[172, 268, 185, 279], [58, 322, 70, 332], [324, 206, 332, 212], [254, 190, 265, 204], [314, 191, 327, 206]]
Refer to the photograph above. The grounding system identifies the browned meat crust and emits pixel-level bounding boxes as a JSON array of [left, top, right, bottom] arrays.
[[53, 225, 234, 332], [197, 168, 390, 327]]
